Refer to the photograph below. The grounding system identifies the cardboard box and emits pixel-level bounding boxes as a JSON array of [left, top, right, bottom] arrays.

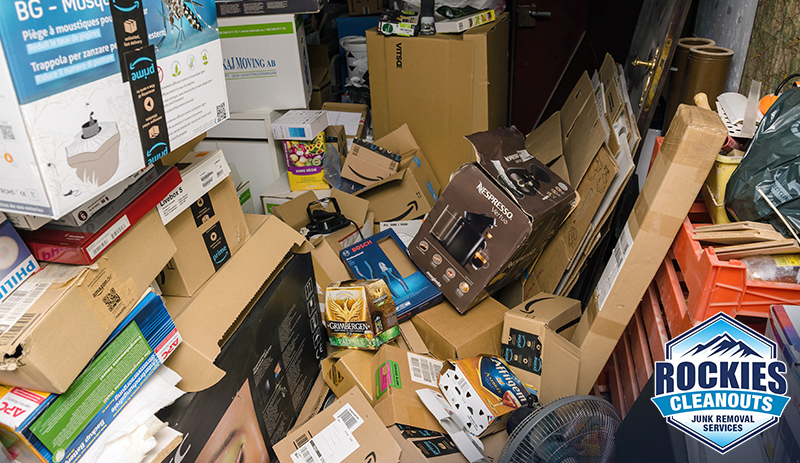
[[0, 218, 38, 304], [396, 320, 431, 354], [411, 298, 507, 360], [219, 14, 312, 112], [323, 103, 370, 143], [415, 390, 489, 462], [0, 1, 228, 219], [435, 10, 495, 34], [155, 150, 231, 224], [300, 235, 352, 296], [322, 348, 375, 400], [572, 105, 727, 393], [284, 130, 330, 191], [342, 139, 402, 187], [0, 386, 55, 463], [368, 14, 509, 186], [502, 293, 581, 403], [216, 0, 322, 17], [340, 229, 443, 320], [159, 217, 326, 462], [274, 388, 401, 463], [523, 113, 569, 198], [291, 371, 333, 431], [408, 127, 576, 313], [523, 144, 618, 295], [349, 0, 384, 16], [159, 176, 250, 297], [273, 110, 329, 141], [0, 209, 176, 393], [27, 291, 180, 463], [390, 423, 507, 463], [355, 125, 441, 222], [309, 44, 332, 110], [19, 166, 181, 265]]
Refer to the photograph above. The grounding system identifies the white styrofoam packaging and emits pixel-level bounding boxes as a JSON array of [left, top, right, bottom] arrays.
[[0, 215, 38, 303], [272, 110, 329, 140], [155, 149, 231, 224], [219, 14, 312, 112], [0, 1, 229, 219]]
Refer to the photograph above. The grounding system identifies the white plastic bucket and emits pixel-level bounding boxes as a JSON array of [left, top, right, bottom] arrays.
[[340, 36, 369, 86]]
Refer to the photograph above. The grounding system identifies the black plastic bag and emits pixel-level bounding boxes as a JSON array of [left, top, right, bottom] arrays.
[[725, 87, 800, 237]]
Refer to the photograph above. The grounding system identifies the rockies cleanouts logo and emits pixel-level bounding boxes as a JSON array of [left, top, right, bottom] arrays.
[[652, 312, 789, 453]]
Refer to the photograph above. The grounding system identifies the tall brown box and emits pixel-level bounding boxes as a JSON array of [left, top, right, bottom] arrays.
[[367, 14, 509, 186], [160, 176, 250, 296]]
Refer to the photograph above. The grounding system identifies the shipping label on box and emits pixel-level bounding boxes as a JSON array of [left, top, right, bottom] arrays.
[[156, 150, 231, 224], [0, 1, 228, 219]]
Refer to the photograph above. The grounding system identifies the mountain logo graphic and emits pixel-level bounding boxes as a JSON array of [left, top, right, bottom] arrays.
[[681, 333, 762, 358]]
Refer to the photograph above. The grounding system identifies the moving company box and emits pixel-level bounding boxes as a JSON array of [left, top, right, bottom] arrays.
[[0, 215, 38, 304], [0, 1, 228, 219], [408, 127, 576, 313], [219, 14, 312, 112], [216, 0, 322, 17], [502, 294, 581, 403], [159, 176, 250, 296], [160, 216, 326, 463], [411, 298, 507, 360], [0, 209, 176, 393], [355, 125, 440, 222], [367, 14, 509, 186], [572, 105, 727, 393], [274, 388, 401, 463]]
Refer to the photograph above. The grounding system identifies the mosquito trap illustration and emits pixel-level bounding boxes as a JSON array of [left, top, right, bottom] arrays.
[[429, 207, 496, 270], [66, 112, 121, 186]]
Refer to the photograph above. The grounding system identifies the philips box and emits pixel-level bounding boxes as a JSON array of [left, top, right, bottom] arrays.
[[340, 229, 442, 320], [0, 215, 38, 304], [219, 14, 312, 112], [0, 0, 228, 219]]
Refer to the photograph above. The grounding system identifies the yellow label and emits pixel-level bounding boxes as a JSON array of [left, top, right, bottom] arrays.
[[773, 255, 800, 267]]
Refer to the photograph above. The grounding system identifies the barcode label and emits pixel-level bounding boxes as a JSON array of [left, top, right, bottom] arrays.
[[0, 282, 49, 336], [291, 419, 359, 463], [294, 433, 310, 448], [87, 216, 131, 259], [200, 170, 214, 189], [298, 446, 315, 463], [596, 223, 633, 310], [333, 403, 363, 432], [407, 352, 443, 388], [0, 123, 14, 140]]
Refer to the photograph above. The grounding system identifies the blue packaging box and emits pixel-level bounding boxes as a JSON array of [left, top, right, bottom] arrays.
[[340, 229, 442, 320], [0, 218, 39, 304]]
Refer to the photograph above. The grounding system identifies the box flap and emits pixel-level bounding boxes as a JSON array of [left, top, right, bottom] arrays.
[[562, 91, 608, 186], [321, 349, 375, 401], [274, 190, 369, 230], [165, 216, 304, 384], [560, 72, 593, 134], [507, 293, 581, 335]]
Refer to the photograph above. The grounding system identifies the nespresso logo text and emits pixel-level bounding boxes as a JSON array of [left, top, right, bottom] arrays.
[[476, 181, 513, 220]]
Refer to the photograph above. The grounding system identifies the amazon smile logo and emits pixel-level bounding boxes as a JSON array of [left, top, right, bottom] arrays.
[[386, 201, 419, 221]]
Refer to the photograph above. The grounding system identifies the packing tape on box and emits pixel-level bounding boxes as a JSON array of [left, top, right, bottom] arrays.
[[659, 107, 727, 172], [631, 193, 687, 240]]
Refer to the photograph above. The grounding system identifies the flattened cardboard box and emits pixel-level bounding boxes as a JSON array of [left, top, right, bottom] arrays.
[[572, 105, 727, 393], [502, 293, 581, 403], [411, 298, 507, 360], [274, 388, 401, 463], [159, 176, 250, 297], [0, 209, 176, 393], [159, 251, 324, 463], [367, 14, 509, 186], [356, 124, 441, 222]]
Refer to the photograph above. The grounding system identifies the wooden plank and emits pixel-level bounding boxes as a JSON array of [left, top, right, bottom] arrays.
[[628, 309, 654, 390], [641, 282, 670, 362], [617, 334, 639, 414], [608, 353, 626, 418]]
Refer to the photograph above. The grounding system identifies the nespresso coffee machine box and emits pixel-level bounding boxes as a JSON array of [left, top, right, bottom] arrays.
[[408, 127, 577, 313]]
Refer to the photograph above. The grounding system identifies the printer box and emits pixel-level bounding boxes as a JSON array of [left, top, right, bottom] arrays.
[[0, 0, 228, 219], [0, 217, 38, 304], [340, 229, 442, 320], [502, 293, 581, 403], [159, 176, 250, 297], [158, 251, 325, 463], [408, 127, 576, 313], [219, 14, 312, 112]]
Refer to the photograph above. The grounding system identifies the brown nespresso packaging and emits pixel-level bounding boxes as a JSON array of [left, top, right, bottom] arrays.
[[325, 279, 400, 349], [408, 127, 577, 313]]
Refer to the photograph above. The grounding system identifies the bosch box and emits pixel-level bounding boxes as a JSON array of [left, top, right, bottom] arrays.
[[341, 229, 442, 320]]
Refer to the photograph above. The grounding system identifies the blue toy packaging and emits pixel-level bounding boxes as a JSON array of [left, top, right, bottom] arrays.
[[340, 229, 442, 320]]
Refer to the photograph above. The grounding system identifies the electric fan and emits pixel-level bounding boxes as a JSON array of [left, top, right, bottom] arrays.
[[498, 396, 621, 463]]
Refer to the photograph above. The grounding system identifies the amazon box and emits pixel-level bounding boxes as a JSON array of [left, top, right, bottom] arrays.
[[274, 388, 401, 463], [322, 344, 444, 432], [571, 105, 727, 393], [355, 125, 441, 222], [159, 216, 326, 462], [411, 298, 507, 360], [390, 424, 508, 463], [342, 139, 402, 187], [502, 293, 581, 403], [0, 209, 176, 393], [408, 127, 576, 313], [159, 176, 250, 296]]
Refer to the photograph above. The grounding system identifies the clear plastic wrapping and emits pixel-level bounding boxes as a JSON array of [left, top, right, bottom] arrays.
[[742, 255, 800, 284]]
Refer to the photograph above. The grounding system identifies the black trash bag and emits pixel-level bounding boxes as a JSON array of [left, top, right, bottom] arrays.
[[725, 87, 800, 237]]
